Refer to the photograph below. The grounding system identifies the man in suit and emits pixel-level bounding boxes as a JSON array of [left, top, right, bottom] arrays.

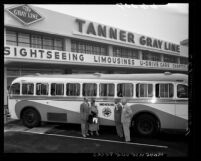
[[121, 98, 133, 142], [114, 98, 123, 138], [80, 97, 90, 137]]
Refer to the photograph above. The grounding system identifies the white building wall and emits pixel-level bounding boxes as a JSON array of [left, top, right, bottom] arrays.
[[180, 45, 188, 58]]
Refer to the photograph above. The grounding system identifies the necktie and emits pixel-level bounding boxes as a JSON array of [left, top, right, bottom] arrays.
[[115, 105, 118, 110]]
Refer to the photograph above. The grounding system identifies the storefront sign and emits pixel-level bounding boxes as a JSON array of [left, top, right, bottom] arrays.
[[4, 46, 187, 71], [75, 19, 180, 54], [6, 4, 43, 25]]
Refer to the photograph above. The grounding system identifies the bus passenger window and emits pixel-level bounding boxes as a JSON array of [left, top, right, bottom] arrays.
[[66, 83, 80, 96], [156, 83, 173, 98], [82, 83, 97, 96], [117, 83, 133, 97], [36, 83, 49, 95], [177, 84, 188, 98], [9, 83, 20, 95], [100, 84, 114, 97], [22, 83, 34, 95], [51, 83, 64, 96], [136, 83, 153, 98]]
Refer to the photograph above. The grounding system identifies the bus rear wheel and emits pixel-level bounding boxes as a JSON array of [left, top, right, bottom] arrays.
[[21, 108, 41, 128], [135, 114, 158, 136]]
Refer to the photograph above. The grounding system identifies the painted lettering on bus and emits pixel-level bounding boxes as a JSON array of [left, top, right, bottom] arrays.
[[99, 103, 114, 106]]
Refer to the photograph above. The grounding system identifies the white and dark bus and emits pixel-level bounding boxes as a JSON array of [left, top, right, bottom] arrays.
[[8, 72, 188, 136]]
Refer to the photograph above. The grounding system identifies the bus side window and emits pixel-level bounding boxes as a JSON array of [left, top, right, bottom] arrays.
[[51, 83, 64, 96], [117, 83, 133, 97], [22, 83, 34, 95], [136, 83, 153, 98], [136, 84, 139, 97], [177, 84, 188, 98], [100, 83, 114, 97], [66, 83, 80, 96], [156, 83, 173, 98], [82, 83, 97, 96], [117, 84, 123, 97], [155, 84, 159, 97], [36, 83, 49, 95], [9, 83, 20, 95]]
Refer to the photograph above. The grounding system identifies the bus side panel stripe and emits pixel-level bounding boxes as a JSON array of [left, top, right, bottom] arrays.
[[15, 100, 115, 126]]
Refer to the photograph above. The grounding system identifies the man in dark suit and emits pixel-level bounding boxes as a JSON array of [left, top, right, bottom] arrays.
[[114, 98, 123, 138], [80, 97, 90, 137]]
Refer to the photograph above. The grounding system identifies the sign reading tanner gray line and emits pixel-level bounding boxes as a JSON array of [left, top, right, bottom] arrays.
[[6, 4, 43, 25], [75, 18, 180, 53]]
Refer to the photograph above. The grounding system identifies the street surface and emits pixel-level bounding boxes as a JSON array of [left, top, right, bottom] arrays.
[[4, 120, 188, 157]]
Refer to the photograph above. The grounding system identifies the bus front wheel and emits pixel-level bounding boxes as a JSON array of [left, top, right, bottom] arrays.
[[134, 114, 158, 136], [21, 108, 41, 128]]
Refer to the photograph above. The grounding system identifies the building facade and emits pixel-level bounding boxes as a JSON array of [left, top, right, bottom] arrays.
[[4, 4, 188, 107]]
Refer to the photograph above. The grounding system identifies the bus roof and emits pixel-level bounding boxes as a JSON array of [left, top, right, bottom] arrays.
[[12, 73, 188, 84]]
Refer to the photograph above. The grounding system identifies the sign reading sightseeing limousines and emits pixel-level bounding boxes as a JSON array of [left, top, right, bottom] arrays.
[[4, 46, 188, 71], [6, 4, 43, 25]]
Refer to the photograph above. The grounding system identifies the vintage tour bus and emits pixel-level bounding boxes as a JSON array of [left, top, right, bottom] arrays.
[[8, 72, 188, 136]]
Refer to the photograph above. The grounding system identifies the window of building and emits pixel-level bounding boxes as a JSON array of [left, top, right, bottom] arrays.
[[82, 83, 97, 96], [9, 83, 20, 95], [177, 84, 188, 98], [142, 51, 161, 61], [113, 47, 139, 59], [6, 30, 17, 46], [36, 83, 49, 95], [136, 83, 153, 97], [100, 83, 114, 97], [54, 39, 63, 51], [31, 35, 42, 48], [156, 83, 174, 98], [66, 83, 80, 96], [117, 83, 133, 97], [164, 55, 178, 63], [51, 83, 64, 96], [18, 33, 30, 47], [43, 37, 53, 50], [6, 29, 64, 51], [71, 39, 107, 56]]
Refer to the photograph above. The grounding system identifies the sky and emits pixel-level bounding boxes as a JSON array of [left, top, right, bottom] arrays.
[[33, 4, 188, 44]]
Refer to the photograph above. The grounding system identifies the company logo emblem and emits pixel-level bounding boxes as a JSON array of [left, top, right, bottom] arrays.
[[102, 107, 112, 117], [6, 4, 44, 25]]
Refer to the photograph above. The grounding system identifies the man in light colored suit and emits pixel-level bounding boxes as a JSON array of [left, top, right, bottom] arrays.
[[114, 98, 123, 138], [121, 98, 133, 142], [80, 97, 90, 137]]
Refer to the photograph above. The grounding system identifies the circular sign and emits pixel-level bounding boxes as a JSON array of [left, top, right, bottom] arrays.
[[102, 107, 112, 117]]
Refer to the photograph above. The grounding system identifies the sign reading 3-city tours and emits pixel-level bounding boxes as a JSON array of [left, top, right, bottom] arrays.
[[6, 4, 43, 25]]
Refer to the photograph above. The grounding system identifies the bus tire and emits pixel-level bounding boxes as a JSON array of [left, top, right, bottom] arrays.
[[21, 107, 41, 128], [134, 114, 158, 136]]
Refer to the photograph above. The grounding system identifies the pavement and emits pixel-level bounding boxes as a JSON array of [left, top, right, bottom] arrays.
[[4, 120, 189, 157]]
